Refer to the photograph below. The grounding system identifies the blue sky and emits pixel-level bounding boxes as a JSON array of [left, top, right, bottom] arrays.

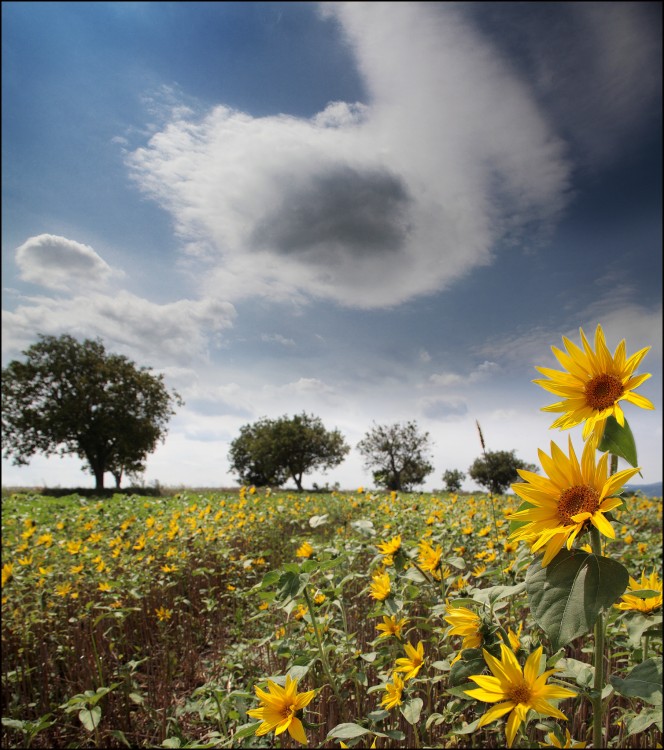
[[2, 1, 662, 491]]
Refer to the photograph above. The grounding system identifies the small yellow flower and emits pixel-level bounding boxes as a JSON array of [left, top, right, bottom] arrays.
[[155, 606, 172, 621], [1, 563, 14, 587], [377, 535, 401, 556], [394, 640, 425, 681], [98, 582, 112, 592], [293, 603, 308, 620], [296, 541, 314, 558], [418, 539, 444, 579], [465, 644, 577, 749], [369, 571, 391, 601], [376, 614, 409, 640], [380, 672, 405, 710], [615, 569, 662, 613], [444, 602, 483, 650], [247, 675, 315, 745], [55, 582, 72, 597]]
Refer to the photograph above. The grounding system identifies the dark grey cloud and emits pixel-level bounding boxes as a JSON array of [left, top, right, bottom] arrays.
[[250, 165, 412, 262]]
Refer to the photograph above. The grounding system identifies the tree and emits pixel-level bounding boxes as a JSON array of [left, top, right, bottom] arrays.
[[228, 412, 349, 491], [227, 418, 290, 488], [468, 450, 537, 496], [2, 334, 183, 491], [442, 468, 465, 493], [357, 421, 434, 491]]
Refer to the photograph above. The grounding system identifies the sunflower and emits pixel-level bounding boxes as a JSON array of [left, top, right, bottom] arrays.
[[444, 602, 483, 650], [380, 672, 405, 710], [418, 539, 444, 579], [508, 436, 640, 566], [296, 541, 314, 558], [614, 569, 662, 613], [534, 324, 653, 441], [376, 614, 409, 640], [465, 644, 577, 748], [369, 571, 391, 601], [247, 674, 315, 745], [394, 640, 425, 681], [376, 534, 402, 556]]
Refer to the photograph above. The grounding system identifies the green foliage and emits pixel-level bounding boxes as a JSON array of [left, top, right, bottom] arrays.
[[598, 415, 639, 469], [357, 421, 434, 491], [442, 469, 465, 493], [526, 549, 629, 650], [228, 412, 349, 490], [1, 334, 182, 490], [467, 449, 537, 496]]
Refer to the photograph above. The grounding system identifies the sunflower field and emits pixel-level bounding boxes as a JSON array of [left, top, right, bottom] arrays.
[[1, 484, 661, 749], [2, 325, 663, 749]]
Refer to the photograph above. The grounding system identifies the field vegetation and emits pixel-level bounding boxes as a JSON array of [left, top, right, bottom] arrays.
[[2, 485, 661, 748]]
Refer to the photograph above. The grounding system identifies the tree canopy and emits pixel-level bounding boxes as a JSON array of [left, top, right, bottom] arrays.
[[467, 449, 537, 496], [228, 412, 349, 491], [1, 334, 182, 491], [357, 421, 434, 491], [442, 468, 466, 493]]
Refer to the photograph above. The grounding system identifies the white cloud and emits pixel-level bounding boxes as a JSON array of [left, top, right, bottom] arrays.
[[15, 234, 122, 291], [126, 3, 571, 309], [2, 290, 236, 367]]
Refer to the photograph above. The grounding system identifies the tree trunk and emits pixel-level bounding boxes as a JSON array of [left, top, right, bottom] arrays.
[[93, 464, 105, 492], [294, 474, 303, 491]]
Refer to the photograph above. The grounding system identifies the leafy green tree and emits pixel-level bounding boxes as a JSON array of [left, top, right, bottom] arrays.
[[227, 418, 290, 488], [442, 468, 466, 493], [468, 449, 537, 496], [228, 412, 349, 491], [1, 334, 182, 491], [357, 421, 434, 491]]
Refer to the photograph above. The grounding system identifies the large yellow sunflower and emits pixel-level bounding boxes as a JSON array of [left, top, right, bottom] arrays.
[[465, 644, 577, 749], [534, 324, 653, 441], [508, 436, 640, 566], [247, 675, 315, 745]]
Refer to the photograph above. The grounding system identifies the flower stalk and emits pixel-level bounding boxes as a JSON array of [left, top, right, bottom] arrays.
[[303, 586, 343, 705]]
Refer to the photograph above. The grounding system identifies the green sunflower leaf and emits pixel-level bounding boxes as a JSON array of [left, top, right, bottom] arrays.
[[597, 416, 639, 468], [326, 722, 370, 739], [526, 549, 629, 650], [610, 658, 663, 705], [400, 697, 423, 725]]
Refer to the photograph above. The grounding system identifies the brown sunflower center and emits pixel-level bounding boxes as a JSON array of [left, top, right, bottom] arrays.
[[585, 374, 624, 411], [508, 681, 532, 705], [558, 485, 600, 525], [281, 702, 297, 720]]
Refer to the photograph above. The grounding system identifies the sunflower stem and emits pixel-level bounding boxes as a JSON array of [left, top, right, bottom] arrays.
[[589, 525, 606, 749], [303, 586, 343, 706]]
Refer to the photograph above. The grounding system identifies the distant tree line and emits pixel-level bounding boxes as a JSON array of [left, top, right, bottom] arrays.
[[2, 334, 536, 494]]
